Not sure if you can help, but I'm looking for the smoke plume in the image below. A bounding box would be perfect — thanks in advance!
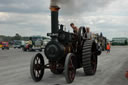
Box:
[50,0,59,6]
[50,0,116,15]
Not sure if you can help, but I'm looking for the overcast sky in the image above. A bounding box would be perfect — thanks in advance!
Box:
[0,0,128,40]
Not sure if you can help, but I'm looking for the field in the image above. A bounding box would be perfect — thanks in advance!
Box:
[0,46,128,85]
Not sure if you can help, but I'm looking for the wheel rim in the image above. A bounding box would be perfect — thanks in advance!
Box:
[91,43,97,73]
[68,58,75,81]
[91,53,97,72]
[65,53,76,83]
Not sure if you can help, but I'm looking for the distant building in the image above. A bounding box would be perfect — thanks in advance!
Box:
[112,37,128,45]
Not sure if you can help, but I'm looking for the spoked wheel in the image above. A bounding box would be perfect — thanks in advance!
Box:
[64,53,76,83]
[30,53,45,82]
[82,40,98,75]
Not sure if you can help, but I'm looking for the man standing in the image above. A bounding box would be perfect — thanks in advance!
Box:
[86,27,92,40]
[70,23,79,34]
[70,23,79,52]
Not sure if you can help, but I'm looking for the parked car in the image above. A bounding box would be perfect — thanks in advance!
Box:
[42,39,50,48]
[21,40,25,48]
[0,42,2,48]
[13,40,22,49]
[1,42,9,50]
[22,36,43,52]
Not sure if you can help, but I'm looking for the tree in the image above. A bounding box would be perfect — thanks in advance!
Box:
[13,33,21,40]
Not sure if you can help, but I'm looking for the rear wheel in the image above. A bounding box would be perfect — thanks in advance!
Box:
[2,48,4,50]
[82,40,97,75]
[23,47,27,51]
[64,53,76,83]
[30,53,45,82]
[39,49,42,52]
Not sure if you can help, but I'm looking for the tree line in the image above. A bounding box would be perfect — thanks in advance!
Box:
[0,33,48,42]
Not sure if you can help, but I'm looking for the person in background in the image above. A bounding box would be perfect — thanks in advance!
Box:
[70,23,79,34]
[29,37,33,45]
[106,43,111,53]
[125,71,128,79]
[27,37,33,49]
[86,27,92,40]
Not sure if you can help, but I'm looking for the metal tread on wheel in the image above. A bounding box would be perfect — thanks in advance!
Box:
[82,40,97,75]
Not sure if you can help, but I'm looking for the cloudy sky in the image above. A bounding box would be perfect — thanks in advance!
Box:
[0,0,128,40]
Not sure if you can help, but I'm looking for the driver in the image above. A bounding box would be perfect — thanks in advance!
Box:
[70,23,79,34]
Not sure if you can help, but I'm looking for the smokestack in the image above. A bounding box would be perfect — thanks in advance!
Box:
[50,1,60,34]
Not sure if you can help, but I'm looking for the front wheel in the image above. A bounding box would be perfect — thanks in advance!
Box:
[30,53,45,82]
[2,48,4,50]
[64,53,76,83]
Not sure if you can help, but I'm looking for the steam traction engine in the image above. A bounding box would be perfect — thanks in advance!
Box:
[30,6,101,83]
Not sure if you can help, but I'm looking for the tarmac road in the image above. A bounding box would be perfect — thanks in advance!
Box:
[0,46,128,85]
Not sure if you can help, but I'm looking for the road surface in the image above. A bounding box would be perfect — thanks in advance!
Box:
[0,46,128,85]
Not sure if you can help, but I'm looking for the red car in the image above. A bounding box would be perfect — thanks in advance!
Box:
[1,42,9,50]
